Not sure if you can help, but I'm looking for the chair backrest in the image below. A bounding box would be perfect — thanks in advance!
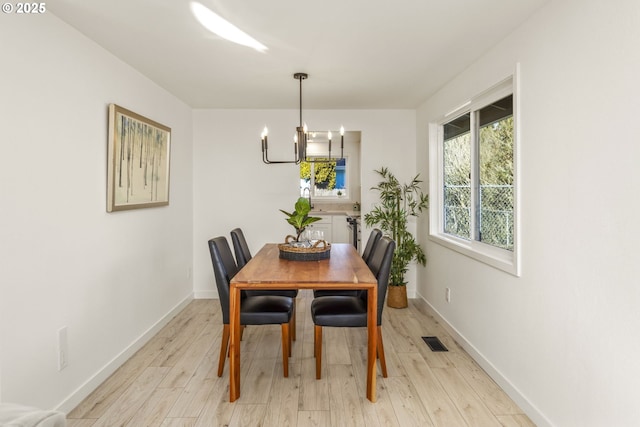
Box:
[361,228,382,264]
[362,236,395,325]
[208,236,239,324]
[230,228,252,268]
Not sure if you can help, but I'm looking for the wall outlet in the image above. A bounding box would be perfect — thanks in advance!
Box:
[445,288,451,303]
[58,327,68,371]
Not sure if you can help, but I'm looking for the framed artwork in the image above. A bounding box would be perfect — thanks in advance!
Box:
[107,104,171,212]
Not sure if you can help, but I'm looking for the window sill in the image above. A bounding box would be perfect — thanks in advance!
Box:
[429,232,520,277]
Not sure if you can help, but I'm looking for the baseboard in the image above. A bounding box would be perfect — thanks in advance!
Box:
[193,290,217,299]
[415,293,553,427]
[55,293,194,413]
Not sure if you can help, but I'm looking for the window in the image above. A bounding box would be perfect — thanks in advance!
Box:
[300,158,349,199]
[429,76,519,275]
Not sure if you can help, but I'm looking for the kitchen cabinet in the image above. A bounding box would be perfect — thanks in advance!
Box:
[332,215,350,243]
[306,214,350,243]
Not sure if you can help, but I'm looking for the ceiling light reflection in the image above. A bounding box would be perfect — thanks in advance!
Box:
[190,2,267,52]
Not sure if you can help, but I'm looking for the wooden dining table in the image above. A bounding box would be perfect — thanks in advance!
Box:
[229,243,379,402]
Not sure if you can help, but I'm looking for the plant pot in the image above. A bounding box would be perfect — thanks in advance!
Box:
[387,285,408,308]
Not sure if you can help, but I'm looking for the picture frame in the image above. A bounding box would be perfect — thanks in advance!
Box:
[107,104,171,212]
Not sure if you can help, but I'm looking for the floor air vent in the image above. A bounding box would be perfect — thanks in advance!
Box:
[422,336,448,352]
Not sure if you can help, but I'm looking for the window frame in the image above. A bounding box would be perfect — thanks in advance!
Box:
[429,72,521,276]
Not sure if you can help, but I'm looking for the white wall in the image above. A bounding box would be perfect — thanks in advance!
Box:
[0,14,193,410]
[192,109,417,297]
[416,0,640,426]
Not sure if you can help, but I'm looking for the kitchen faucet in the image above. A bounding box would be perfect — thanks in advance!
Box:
[303,187,313,209]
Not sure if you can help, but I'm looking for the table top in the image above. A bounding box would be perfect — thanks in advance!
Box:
[231,243,376,289]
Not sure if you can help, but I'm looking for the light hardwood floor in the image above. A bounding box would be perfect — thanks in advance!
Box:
[67,291,535,427]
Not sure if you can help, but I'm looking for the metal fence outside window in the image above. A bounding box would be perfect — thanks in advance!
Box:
[444,184,513,251]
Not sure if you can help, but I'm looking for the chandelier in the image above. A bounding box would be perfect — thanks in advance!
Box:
[261,73,344,164]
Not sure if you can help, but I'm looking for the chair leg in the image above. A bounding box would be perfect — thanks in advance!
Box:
[291,300,297,341]
[314,325,322,379]
[288,319,292,357]
[313,325,317,357]
[377,326,388,378]
[281,323,290,377]
[288,305,294,357]
[218,324,230,377]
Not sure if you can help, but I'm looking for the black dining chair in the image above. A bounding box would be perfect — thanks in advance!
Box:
[208,236,294,377]
[230,227,253,269]
[361,228,383,265]
[310,236,395,379]
[313,228,383,298]
[230,227,299,340]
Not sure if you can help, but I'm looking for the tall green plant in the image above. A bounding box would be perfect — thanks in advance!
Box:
[364,167,429,286]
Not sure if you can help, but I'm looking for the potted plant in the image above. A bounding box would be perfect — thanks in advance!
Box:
[280,197,322,242]
[279,197,330,261]
[364,167,429,308]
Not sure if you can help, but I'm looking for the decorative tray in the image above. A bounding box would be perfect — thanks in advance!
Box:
[278,235,331,261]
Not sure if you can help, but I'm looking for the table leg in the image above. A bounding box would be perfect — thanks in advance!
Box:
[366,284,377,402]
[229,284,241,401]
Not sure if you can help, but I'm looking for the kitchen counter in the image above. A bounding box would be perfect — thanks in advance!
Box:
[310,209,361,218]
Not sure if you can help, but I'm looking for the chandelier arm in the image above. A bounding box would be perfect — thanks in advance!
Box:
[263,136,301,164]
[263,148,300,164]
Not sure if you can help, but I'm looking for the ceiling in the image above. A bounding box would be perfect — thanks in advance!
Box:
[49,0,549,109]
